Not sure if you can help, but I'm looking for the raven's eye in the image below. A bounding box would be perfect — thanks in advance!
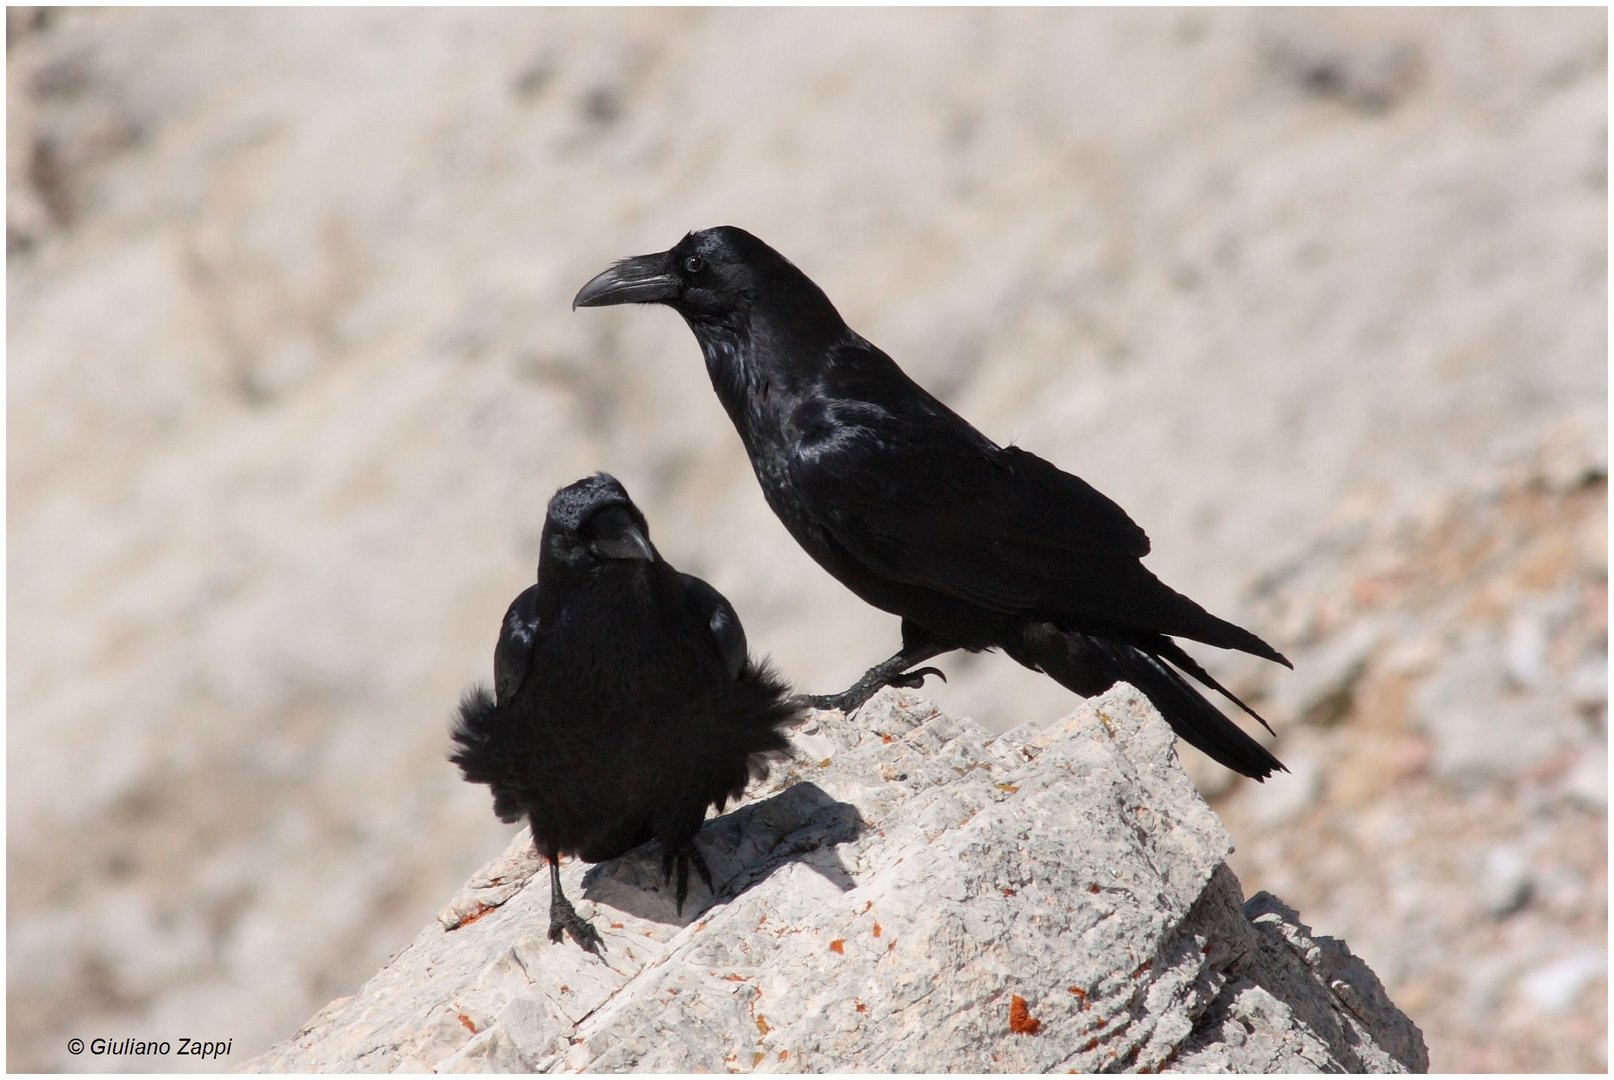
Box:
[683,255,705,274]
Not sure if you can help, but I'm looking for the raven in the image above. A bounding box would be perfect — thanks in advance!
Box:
[450,473,799,953]
[574,227,1291,780]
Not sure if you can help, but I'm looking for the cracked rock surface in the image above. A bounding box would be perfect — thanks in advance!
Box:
[248,685,1426,1073]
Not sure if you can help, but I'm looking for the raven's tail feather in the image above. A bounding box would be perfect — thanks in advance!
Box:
[1156,588,1293,669]
[1197,614,1293,670]
[1008,626,1285,781]
[1152,639,1277,737]
[448,683,527,823]
[716,656,803,800]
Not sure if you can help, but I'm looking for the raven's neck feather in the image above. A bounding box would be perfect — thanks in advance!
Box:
[536,553,663,624]
[687,298,854,436]
[690,318,757,431]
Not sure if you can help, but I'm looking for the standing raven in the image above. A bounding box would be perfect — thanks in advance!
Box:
[450,473,799,954]
[574,227,1290,780]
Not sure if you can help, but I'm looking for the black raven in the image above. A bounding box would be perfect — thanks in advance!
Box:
[450,473,799,953]
[574,227,1291,780]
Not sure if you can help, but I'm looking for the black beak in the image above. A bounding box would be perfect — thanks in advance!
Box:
[587,506,655,562]
[572,252,678,310]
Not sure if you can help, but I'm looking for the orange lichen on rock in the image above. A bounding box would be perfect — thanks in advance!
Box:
[829,938,845,954]
[453,901,496,928]
[457,1013,478,1034]
[872,922,882,937]
[755,1015,771,1035]
[778,1049,789,1062]
[1009,994,1042,1035]
[996,783,1020,794]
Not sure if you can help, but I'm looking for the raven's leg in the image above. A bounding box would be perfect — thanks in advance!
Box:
[660,838,716,915]
[797,641,953,714]
[546,854,605,955]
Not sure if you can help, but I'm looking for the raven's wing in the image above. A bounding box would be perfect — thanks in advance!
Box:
[679,572,748,680]
[786,398,1242,639]
[493,584,544,707]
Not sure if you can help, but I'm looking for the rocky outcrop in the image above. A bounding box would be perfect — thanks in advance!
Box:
[249,686,1425,1073]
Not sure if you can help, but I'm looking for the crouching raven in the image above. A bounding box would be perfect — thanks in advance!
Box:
[451,473,799,953]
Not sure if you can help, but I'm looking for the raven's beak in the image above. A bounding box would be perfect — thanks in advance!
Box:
[572,252,677,310]
[587,507,655,562]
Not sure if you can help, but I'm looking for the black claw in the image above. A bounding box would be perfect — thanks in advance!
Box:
[688,845,715,893]
[675,855,690,914]
[660,841,716,916]
[549,894,606,956]
[890,665,947,689]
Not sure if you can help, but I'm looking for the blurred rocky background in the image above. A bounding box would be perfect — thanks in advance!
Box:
[6,7,1604,1072]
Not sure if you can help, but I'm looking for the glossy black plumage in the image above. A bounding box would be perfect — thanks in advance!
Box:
[575,228,1291,780]
[450,473,799,953]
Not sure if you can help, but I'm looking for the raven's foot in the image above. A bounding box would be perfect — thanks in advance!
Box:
[660,840,715,915]
[548,891,606,955]
[796,664,948,715]
[546,856,606,955]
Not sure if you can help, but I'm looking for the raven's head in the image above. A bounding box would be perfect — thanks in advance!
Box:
[573,226,839,330]
[540,472,655,575]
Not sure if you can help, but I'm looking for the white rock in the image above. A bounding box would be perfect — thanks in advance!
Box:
[248,686,1426,1073]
